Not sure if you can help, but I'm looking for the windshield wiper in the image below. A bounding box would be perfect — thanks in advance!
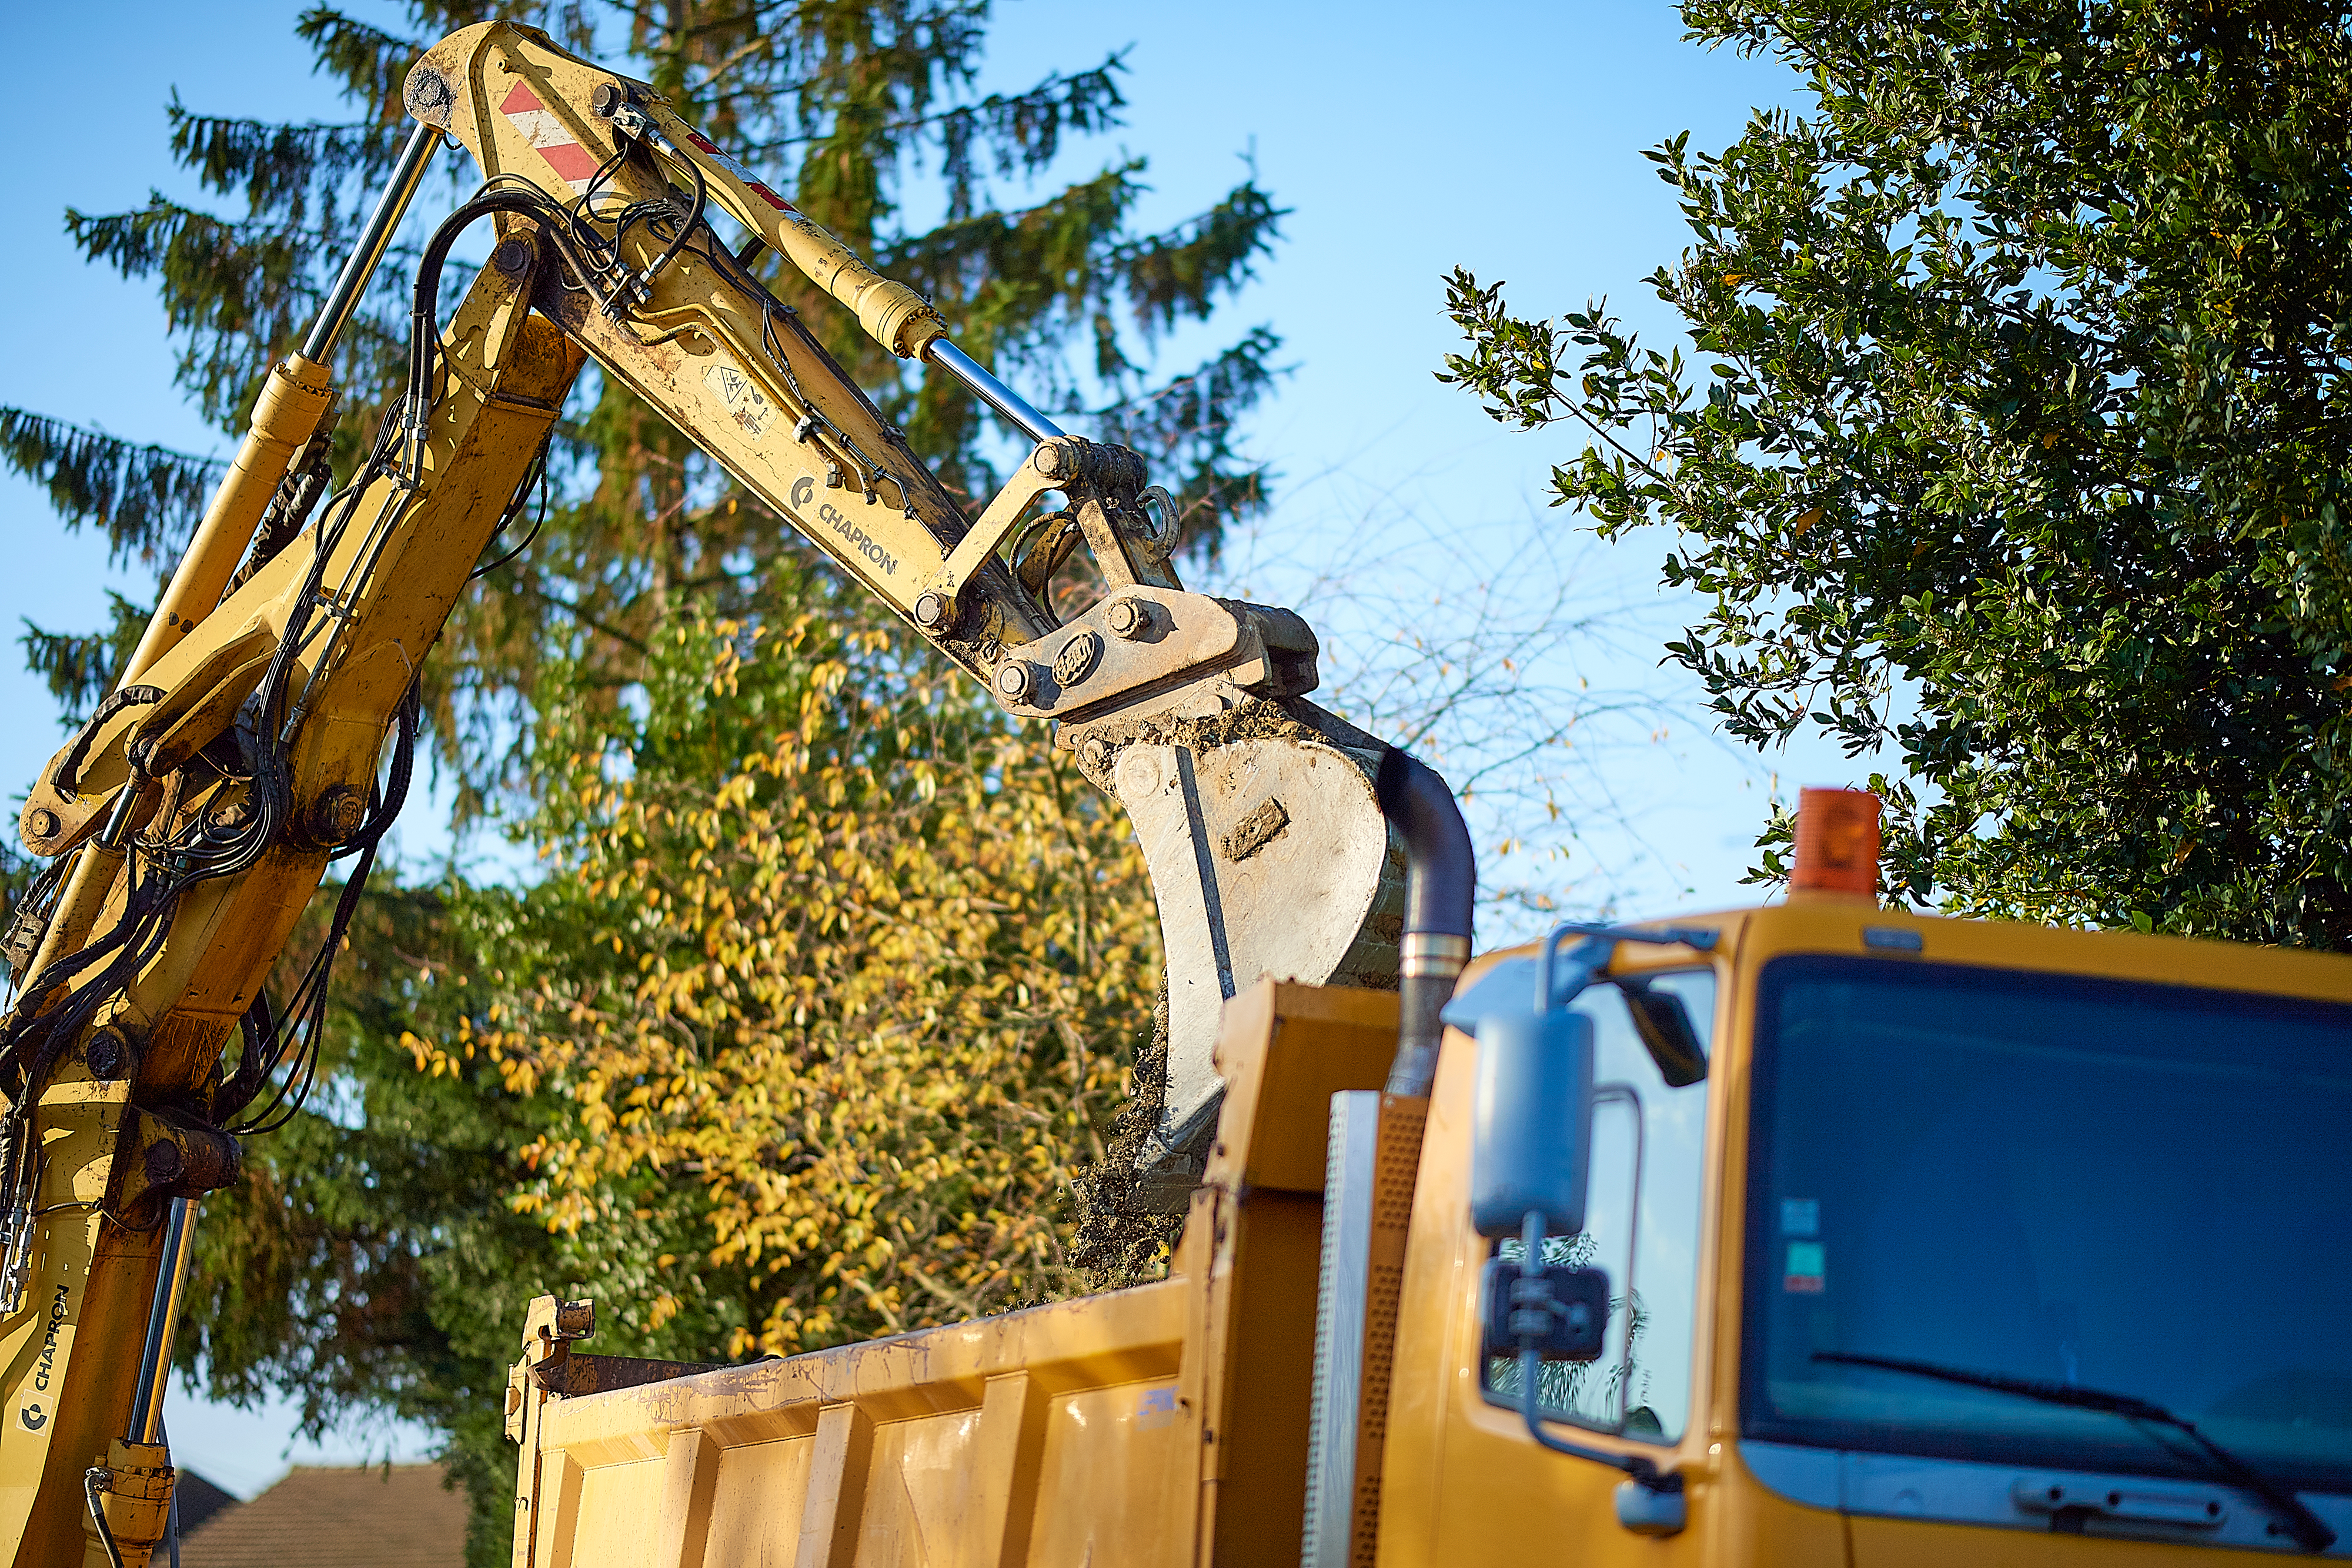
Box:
[1813,1351,2337,1553]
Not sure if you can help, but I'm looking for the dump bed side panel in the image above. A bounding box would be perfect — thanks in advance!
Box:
[524,1283,1189,1568]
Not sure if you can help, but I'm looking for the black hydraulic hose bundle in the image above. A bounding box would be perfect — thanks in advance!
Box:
[0,223,443,1131]
[1375,746,1475,1098]
[406,188,572,430]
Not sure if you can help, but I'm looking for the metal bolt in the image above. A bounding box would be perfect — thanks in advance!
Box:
[914,592,950,633]
[994,662,1035,702]
[85,1027,129,1082]
[25,808,59,841]
[1033,441,1065,479]
[1117,749,1164,798]
[143,1140,184,1187]
[309,784,366,845]
[590,82,626,118]
[1105,598,1145,639]
[1080,738,1112,774]
[493,238,533,278]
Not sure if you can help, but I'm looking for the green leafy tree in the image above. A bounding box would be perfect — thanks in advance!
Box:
[6,3,1281,1559]
[410,577,1158,1364]
[1445,1,2352,945]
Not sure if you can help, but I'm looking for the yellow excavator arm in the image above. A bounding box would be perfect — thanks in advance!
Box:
[0,20,1434,1565]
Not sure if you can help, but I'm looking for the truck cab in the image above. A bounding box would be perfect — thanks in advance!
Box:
[1379,895,2352,1564]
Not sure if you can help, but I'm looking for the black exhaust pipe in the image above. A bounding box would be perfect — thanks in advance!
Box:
[1375,747,1475,1098]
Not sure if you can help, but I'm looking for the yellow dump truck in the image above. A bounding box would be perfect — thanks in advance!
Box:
[502,793,2352,1565]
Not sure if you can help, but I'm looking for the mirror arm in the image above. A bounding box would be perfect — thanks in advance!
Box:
[1535,921,1720,1014]
[1546,934,1616,1009]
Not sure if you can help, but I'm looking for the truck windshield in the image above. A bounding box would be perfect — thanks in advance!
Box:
[1742,955,2352,1493]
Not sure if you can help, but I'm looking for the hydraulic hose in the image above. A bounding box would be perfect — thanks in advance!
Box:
[1375,747,1475,1096]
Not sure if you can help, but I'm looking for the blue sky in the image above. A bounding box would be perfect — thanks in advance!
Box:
[0,0,1830,1496]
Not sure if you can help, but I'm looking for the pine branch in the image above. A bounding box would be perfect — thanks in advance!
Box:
[938,56,1127,218]
[1090,327,1286,551]
[1112,180,1287,339]
[295,8,421,120]
[0,407,218,564]
[67,198,310,304]
[878,162,1146,337]
[21,592,151,723]
[725,55,1128,217]
[169,100,404,223]
[64,198,418,424]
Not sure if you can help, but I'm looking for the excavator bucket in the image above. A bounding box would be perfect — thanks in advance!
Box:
[1077,691,1402,1194]
[1080,698,1404,1198]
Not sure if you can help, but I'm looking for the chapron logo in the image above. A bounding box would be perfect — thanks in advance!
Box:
[18,1284,72,1430]
[785,475,898,576]
[32,1285,66,1392]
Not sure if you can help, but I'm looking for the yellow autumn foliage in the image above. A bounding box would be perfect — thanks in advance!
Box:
[404,609,1159,1356]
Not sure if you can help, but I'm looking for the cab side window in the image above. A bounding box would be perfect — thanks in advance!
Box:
[1483,968,1714,1443]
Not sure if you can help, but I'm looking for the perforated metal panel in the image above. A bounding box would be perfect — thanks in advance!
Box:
[1304,1091,1379,1568]
[1349,1094,1429,1567]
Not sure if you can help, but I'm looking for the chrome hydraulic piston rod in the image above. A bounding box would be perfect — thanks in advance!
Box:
[126,1200,195,1447]
[923,339,1065,444]
[302,122,446,364]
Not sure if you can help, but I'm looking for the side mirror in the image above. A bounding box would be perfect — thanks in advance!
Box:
[1616,974,1706,1087]
[1471,988,1595,1240]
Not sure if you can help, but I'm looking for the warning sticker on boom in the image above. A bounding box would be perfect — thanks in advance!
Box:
[703,361,778,440]
[498,82,600,188]
[679,126,799,213]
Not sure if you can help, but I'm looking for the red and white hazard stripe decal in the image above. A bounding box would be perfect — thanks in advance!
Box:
[677,126,798,214]
[497,81,799,217]
[498,81,602,186]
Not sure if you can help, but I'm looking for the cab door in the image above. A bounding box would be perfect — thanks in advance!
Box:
[1375,963,1781,1565]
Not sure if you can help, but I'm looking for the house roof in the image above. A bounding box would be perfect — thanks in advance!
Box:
[168,1464,467,1567]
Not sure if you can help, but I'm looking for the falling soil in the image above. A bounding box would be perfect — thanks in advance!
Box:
[1062,694,1395,1289]
[1068,983,1186,1289]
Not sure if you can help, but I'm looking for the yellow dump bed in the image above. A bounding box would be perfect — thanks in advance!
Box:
[503,983,1399,1568]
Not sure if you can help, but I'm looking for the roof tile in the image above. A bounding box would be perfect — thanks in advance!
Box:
[171,1464,467,1568]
